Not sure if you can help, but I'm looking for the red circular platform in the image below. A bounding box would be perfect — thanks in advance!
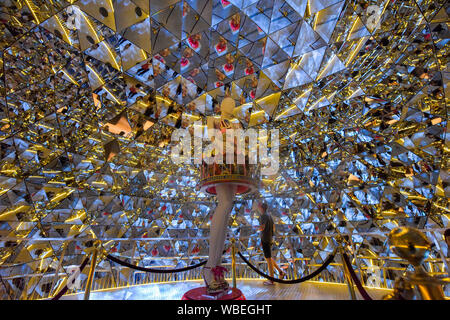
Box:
[182,287,246,300]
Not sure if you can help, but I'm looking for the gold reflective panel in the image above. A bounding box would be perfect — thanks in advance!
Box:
[0,0,449,300]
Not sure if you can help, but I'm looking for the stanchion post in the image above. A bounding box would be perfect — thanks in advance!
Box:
[339,246,357,300]
[289,238,297,279]
[231,238,237,288]
[49,242,68,297]
[128,242,137,287]
[84,243,99,300]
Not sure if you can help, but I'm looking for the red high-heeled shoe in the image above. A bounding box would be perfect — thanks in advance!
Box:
[202,267,228,293]
[212,266,229,290]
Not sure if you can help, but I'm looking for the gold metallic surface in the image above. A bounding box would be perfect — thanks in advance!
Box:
[231,238,236,289]
[388,227,448,300]
[0,0,449,300]
[388,227,432,266]
[84,247,98,300]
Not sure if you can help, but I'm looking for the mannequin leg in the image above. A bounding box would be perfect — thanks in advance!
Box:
[204,184,235,285]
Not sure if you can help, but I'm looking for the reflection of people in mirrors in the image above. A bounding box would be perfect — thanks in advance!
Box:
[137,61,151,76]
[128,85,138,99]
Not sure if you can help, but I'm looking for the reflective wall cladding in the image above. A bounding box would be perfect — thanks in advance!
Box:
[0,0,448,300]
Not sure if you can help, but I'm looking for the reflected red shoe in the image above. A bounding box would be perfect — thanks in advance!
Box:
[215,43,227,55]
[229,21,240,33]
[180,57,190,69]
[245,67,254,75]
[221,0,231,8]
[212,266,229,291]
[187,37,200,51]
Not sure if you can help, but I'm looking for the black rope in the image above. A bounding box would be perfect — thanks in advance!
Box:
[52,256,90,300]
[106,254,207,273]
[237,249,336,284]
[342,252,373,300]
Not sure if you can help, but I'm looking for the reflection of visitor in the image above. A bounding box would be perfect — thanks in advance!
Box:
[129,84,142,99]
[128,86,137,98]
[137,62,151,76]
[257,202,286,285]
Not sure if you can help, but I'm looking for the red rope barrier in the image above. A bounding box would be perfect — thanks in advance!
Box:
[342,252,373,300]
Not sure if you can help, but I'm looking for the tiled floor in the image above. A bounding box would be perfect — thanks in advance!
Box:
[60,279,393,300]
